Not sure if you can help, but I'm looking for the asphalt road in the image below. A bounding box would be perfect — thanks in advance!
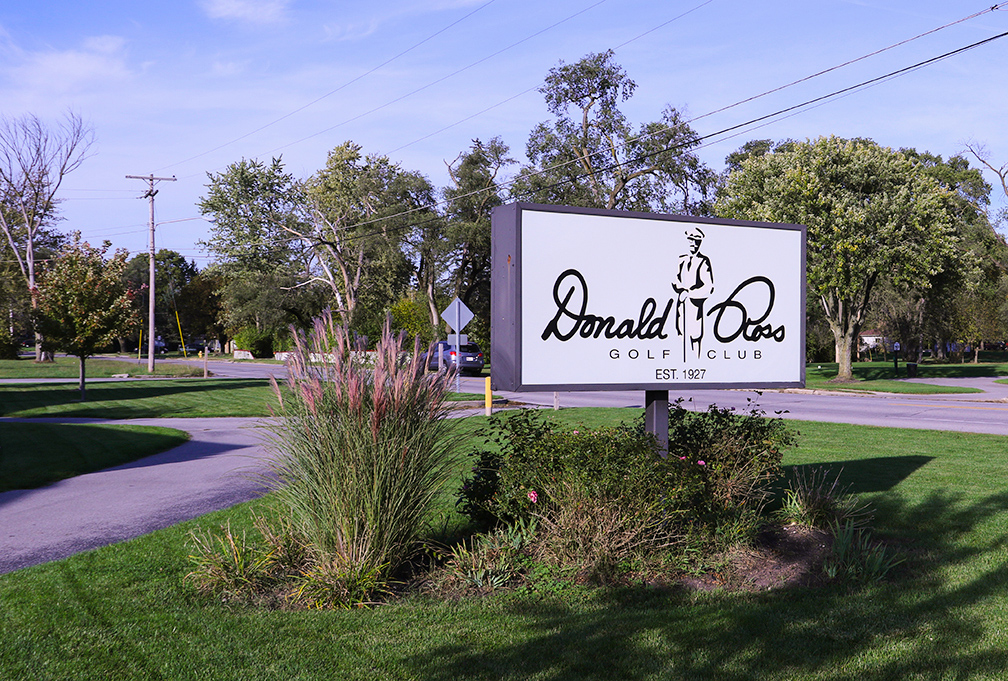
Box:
[3,357,1008,574]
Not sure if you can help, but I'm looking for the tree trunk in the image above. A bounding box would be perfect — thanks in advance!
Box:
[834,329,857,381]
[78,355,86,401]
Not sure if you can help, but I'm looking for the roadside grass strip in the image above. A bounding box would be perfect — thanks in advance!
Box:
[0,357,204,379]
[804,361,998,393]
[0,379,278,418]
[2,410,1007,679]
[0,422,190,492]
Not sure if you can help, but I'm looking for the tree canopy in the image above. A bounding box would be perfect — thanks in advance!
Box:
[512,50,716,214]
[717,136,959,380]
[34,236,138,399]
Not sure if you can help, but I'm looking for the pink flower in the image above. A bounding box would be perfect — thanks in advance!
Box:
[697,460,706,466]
[679,456,686,461]
[528,490,538,504]
[573,430,579,435]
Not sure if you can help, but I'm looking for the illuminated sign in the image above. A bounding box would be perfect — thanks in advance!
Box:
[491,203,806,391]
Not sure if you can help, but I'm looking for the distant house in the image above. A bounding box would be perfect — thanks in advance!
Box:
[859,330,883,351]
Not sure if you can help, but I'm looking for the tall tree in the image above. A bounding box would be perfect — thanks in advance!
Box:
[198,157,320,343]
[717,136,958,381]
[297,142,429,338]
[511,50,716,214]
[34,236,139,400]
[439,137,514,350]
[0,111,93,361]
[124,249,199,346]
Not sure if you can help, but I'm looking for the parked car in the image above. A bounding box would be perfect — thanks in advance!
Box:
[421,341,484,376]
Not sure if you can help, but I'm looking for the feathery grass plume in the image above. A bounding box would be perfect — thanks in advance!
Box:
[263,310,460,598]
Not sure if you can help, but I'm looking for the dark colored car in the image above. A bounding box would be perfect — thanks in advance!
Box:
[421,341,485,376]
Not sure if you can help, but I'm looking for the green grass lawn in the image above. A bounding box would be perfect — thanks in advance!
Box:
[0,422,190,492]
[0,378,493,419]
[0,378,279,418]
[0,356,205,379]
[803,360,1006,393]
[3,409,1008,679]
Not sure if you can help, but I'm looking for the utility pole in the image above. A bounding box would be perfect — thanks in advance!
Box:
[126,174,176,373]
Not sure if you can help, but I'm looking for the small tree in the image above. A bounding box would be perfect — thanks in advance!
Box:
[34,236,139,399]
[0,111,94,361]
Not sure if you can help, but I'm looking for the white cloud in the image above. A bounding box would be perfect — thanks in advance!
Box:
[199,0,292,25]
[4,36,132,102]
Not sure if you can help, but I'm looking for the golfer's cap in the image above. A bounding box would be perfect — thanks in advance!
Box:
[686,226,705,240]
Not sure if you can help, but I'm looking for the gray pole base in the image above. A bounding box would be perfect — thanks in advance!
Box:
[645,390,669,456]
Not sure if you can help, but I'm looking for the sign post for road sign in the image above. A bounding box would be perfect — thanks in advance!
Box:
[441,297,474,393]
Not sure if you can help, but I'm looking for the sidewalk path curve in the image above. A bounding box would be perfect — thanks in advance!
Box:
[0,417,270,575]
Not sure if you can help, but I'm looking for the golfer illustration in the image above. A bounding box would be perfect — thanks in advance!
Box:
[672,226,715,360]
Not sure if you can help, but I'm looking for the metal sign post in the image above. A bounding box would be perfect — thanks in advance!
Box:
[441,297,474,393]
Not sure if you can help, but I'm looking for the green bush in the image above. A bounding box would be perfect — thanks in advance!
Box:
[232,326,274,358]
[667,397,797,530]
[0,328,18,360]
[458,401,797,567]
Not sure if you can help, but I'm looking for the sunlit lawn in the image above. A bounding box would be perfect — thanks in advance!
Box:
[0,356,204,379]
[803,360,1007,393]
[2,409,1007,679]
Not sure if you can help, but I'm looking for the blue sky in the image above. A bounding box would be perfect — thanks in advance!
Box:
[2,0,1006,266]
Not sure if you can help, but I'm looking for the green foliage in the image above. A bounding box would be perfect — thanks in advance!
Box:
[717,136,960,380]
[457,404,797,572]
[33,235,140,398]
[232,325,275,357]
[823,519,905,584]
[441,518,536,592]
[665,398,796,535]
[304,141,430,336]
[185,521,276,601]
[512,50,715,214]
[0,326,18,359]
[389,294,437,347]
[262,310,461,602]
[778,465,874,530]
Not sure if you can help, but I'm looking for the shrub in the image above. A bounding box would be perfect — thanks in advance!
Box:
[232,326,274,358]
[457,401,797,571]
[667,397,795,516]
[823,519,904,583]
[0,328,18,360]
[261,310,460,605]
[185,521,276,601]
[777,465,874,530]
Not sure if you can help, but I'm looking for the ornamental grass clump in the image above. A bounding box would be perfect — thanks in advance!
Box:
[261,310,460,604]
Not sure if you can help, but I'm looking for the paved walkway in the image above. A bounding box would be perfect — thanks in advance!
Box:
[0,417,269,574]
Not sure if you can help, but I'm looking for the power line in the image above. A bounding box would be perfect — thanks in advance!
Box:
[157,0,500,173]
[198,11,1008,263]
[345,27,1008,244]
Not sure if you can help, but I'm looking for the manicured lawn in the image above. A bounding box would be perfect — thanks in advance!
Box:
[0,356,204,379]
[803,361,1004,393]
[0,379,279,418]
[0,422,190,492]
[3,410,1007,679]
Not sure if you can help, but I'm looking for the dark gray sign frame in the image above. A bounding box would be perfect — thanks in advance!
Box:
[491,202,807,393]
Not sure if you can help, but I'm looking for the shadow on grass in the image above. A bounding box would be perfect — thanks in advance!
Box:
[784,456,934,495]
[403,489,1008,680]
[0,379,273,418]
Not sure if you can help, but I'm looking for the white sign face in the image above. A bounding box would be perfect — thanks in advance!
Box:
[492,204,805,390]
